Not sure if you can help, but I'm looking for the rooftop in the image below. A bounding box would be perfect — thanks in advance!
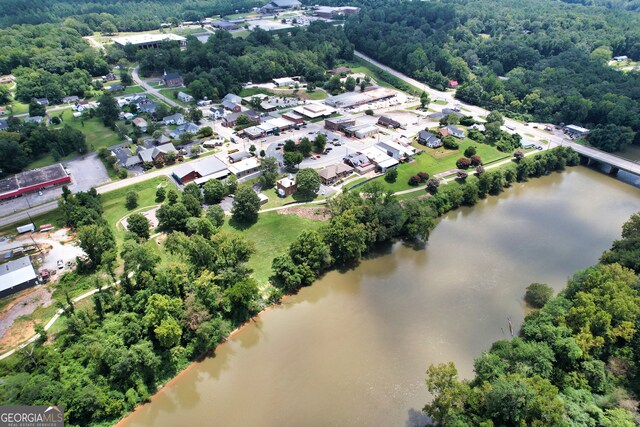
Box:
[0,256,37,293]
[113,33,186,46]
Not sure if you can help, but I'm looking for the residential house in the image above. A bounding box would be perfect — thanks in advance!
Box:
[318,163,353,185]
[210,107,226,120]
[163,113,186,126]
[222,93,242,105]
[103,72,117,81]
[344,152,376,174]
[0,75,15,85]
[222,100,242,112]
[169,122,199,140]
[108,84,124,93]
[613,56,629,62]
[62,96,79,104]
[417,130,442,148]
[136,100,158,115]
[276,177,297,197]
[445,125,465,139]
[448,80,459,88]
[133,117,148,131]
[0,119,8,131]
[377,116,402,128]
[228,151,252,163]
[469,124,486,132]
[138,143,178,164]
[223,110,260,127]
[177,92,194,103]
[172,156,230,185]
[35,98,49,106]
[24,116,44,124]
[162,71,183,88]
[156,134,171,145]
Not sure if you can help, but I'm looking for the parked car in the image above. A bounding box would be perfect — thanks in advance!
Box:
[57,260,64,269]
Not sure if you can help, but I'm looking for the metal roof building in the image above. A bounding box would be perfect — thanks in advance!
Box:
[0,256,38,298]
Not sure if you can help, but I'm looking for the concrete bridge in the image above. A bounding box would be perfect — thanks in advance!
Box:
[564,142,640,176]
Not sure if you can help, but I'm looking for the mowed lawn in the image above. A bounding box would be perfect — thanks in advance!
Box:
[222,212,324,284]
[55,108,123,151]
[372,138,511,192]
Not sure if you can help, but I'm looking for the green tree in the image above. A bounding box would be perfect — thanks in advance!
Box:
[127,213,150,240]
[284,151,303,172]
[259,156,279,188]
[313,133,327,153]
[295,168,320,199]
[77,224,116,267]
[344,76,356,91]
[188,106,202,123]
[203,179,226,204]
[28,99,46,117]
[125,191,138,210]
[525,283,553,308]
[385,168,398,183]
[206,205,225,227]
[420,91,430,109]
[96,93,119,128]
[586,124,635,152]
[323,210,367,265]
[486,110,504,125]
[120,70,133,86]
[423,363,469,425]
[289,230,332,273]
[231,186,260,224]
[464,146,476,158]
[183,182,203,203]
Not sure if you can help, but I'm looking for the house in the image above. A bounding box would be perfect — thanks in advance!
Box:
[156,134,171,145]
[138,143,178,164]
[613,56,629,62]
[222,93,242,105]
[343,152,376,174]
[0,119,8,131]
[62,96,79,104]
[103,72,117,81]
[169,122,199,140]
[223,110,260,127]
[377,140,416,161]
[448,80,459,88]
[228,151,252,163]
[318,163,354,185]
[177,92,194,103]
[108,84,124,93]
[469,124,486,132]
[429,108,464,121]
[327,67,352,75]
[0,75,15,85]
[161,71,183,88]
[0,107,5,116]
[172,156,230,185]
[136,100,158,115]
[418,130,442,148]
[445,125,465,139]
[132,117,148,131]
[210,107,226,120]
[163,113,186,126]
[0,256,38,298]
[378,116,402,128]
[276,177,297,197]
[222,100,242,112]
[24,116,44,124]
[35,98,49,106]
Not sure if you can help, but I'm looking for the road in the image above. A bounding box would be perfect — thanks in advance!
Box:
[132,67,184,110]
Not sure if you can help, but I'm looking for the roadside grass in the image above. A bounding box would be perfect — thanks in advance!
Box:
[100,176,172,239]
[367,138,510,192]
[0,208,66,236]
[260,187,321,210]
[8,100,29,115]
[122,85,144,95]
[222,212,323,284]
[433,99,448,105]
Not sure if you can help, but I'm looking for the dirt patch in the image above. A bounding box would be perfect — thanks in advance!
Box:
[119,206,160,231]
[277,206,330,221]
[0,285,53,351]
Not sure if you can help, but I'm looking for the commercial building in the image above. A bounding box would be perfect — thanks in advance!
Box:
[261,0,302,13]
[272,77,298,87]
[325,117,356,132]
[112,33,187,49]
[172,156,230,185]
[318,163,354,185]
[229,157,261,179]
[293,103,336,119]
[0,164,71,201]
[325,88,396,109]
[362,146,399,172]
[344,124,379,139]
[282,111,305,124]
[565,124,589,138]
[212,21,239,30]
[0,256,38,298]
[377,140,417,161]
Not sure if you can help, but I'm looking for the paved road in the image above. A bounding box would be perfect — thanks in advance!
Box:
[132,67,184,110]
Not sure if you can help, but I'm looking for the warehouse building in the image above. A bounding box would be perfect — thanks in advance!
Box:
[0,256,38,298]
[0,164,71,201]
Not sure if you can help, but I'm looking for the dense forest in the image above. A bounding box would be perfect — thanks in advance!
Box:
[129,22,354,98]
[343,0,640,150]
[0,0,261,30]
[423,212,640,426]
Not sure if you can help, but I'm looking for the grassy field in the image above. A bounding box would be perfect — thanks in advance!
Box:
[8,100,29,115]
[336,58,423,94]
[100,176,173,240]
[56,109,123,152]
[222,212,324,284]
[303,90,328,100]
[260,187,323,210]
[122,85,144,95]
[232,30,251,39]
[369,138,510,192]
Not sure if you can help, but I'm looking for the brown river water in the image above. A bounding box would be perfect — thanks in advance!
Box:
[121,167,640,427]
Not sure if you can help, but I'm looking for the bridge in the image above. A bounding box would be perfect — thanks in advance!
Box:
[564,142,640,176]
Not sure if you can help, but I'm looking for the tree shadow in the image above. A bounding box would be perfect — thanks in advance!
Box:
[405,407,431,427]
[227,216,257,231]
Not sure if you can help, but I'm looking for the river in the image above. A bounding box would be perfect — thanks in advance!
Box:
[121,167,640,427]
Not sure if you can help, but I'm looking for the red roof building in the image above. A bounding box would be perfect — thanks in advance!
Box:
[448,80,459,88]
[0,164,71,201]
